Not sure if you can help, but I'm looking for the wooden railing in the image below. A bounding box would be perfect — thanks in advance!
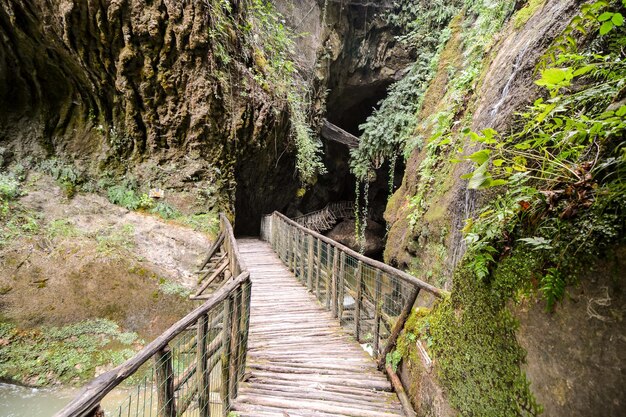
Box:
[55,214,251,417]
[261,211,444,416]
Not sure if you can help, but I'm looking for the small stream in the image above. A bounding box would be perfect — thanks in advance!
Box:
[0,382,134,417]
[0,382,77,417]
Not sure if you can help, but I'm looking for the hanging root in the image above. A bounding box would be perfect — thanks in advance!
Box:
[586,286,613,322]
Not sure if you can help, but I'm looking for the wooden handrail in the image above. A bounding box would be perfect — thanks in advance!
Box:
[220,213,246,277]
[55,213,250,417]
[55,271,250,417]
[271,211,445,298]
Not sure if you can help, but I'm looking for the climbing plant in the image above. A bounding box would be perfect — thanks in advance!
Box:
[350,0,461,249]
[458,0,626,306]
[419,2,626,417]
[247,0,326,184]
[350,0,461,182]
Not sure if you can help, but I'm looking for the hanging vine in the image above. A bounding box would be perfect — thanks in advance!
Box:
[359,178,370,253]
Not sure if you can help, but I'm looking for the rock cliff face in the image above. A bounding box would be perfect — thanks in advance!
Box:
[380,0,626,415]
[384,0,581,275]
[278,0,414,220]
[0,0,300,234]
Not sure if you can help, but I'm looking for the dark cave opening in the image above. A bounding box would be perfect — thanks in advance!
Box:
[299,79,397,223]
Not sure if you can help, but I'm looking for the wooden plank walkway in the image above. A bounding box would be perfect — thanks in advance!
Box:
[232,238,406,417]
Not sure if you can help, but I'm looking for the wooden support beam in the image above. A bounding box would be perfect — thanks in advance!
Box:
[330,247,339,315]
[385,364,417,417]
[198,233,225,271]
[229,290,241,399]
[192,259,229,298]
[337,252,346,321]
[299,231,306,282]
[197,314,210,417]
[221,297,233,416]
[238,280,252,380]
[321,119,359,148]
[307,234,314,292]
[378,286,420,370]
[315,238,322,299]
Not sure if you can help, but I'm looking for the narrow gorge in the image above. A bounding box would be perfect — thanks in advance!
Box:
[1,1,625,416]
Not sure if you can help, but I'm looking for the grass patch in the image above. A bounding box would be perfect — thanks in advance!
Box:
[0,171,40,248]
[0,319,140,386]
[96,224,136,256]
[176,212,220,237]
[47,219,79,239]
[158,279,192,298]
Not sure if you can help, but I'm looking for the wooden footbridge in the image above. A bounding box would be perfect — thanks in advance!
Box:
[292,201,354,233]
[56,211,444,417]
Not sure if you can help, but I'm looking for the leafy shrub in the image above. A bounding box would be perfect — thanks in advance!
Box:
[178,212,220,237]
[107,184,154,211]
[0,173,20,201]
[39,159,84,198]
[0,319,140,386]
[151,202,180,219]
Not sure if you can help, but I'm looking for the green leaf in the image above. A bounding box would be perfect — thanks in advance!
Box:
[616,105,626,117]
[535,68,571,86]
[469,149,491,165]
[519,236,553,250]
[612,13,624,26]
[488,179,508,187]
[493,159,505,167]
[467,162,491,189]
[573,64,595,77]
[599,20,614,35]
[597,11,613,22]
[481,128,498,144]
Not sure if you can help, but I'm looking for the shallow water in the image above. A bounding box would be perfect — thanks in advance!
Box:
[0,382,76,417]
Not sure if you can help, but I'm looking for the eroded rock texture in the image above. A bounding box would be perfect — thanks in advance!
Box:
[0,0,299,233]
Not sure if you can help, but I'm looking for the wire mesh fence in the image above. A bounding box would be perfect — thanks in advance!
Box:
[105,282,250,417]
[56,214,251,417]
[261,212,443,359]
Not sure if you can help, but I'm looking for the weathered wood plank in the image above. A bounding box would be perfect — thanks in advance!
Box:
[321,119,359,148]
[236,239,407,417]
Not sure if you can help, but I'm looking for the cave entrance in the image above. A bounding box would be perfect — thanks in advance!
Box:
[298,79,397,222]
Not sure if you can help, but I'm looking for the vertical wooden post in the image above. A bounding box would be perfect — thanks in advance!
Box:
[86,405,104,417]
[330,247,339,316]
[300,231,306,282]
[295,231,300,279]
[155,346,175,417]
[354,261,363,341]
[197,314,210,417]
[315,238,322,299]
[373,270,383,356]
[288,227,295,272]
[229,289,241,398]
[337,252,346,321]
[238,280,252,379]
[221,297,233,415]
[307,235,314,292]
